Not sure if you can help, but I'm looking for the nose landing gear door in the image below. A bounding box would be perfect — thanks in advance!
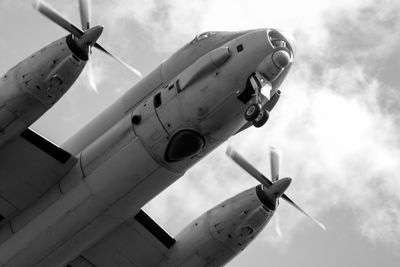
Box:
[252,72,273,101]
[238,73,272,105]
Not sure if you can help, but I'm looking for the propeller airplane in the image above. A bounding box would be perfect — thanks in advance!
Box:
[0,1,314,266]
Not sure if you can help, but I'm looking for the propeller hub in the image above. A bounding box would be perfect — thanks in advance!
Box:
[256,178,291,210]
[272,177,291,198]
[66,25,103,61]
[80,25,104,47]
[226,146,326,231]
[35,0,142,76]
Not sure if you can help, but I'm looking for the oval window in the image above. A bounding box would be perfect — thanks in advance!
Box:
[165,130,205,162]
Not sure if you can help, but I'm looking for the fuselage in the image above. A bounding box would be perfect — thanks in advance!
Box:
[0,28,294,266]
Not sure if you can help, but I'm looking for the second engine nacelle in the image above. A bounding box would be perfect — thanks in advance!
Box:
[158,187,273,267]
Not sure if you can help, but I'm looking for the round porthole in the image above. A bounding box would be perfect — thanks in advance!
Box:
[165,130,205,162]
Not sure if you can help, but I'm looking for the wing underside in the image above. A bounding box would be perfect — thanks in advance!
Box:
[0,129,77,226]
[0,130,174,266]
[68,210,175,267]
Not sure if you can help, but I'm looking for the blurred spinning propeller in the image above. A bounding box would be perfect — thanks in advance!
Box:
[34,0,142,92]
[226,146,326,236]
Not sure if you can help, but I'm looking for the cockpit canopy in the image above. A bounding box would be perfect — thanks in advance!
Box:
[190,31,216,44]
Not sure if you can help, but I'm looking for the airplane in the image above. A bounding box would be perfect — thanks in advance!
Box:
[0,0,303,266]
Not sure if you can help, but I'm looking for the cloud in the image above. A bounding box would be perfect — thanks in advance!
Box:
[98,0,375,54]
[140,0,400,248]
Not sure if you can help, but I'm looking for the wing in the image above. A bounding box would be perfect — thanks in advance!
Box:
[67,210,175,267]
[0,129,77,224]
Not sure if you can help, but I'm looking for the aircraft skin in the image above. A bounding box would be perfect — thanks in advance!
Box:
[0,36,86,148]
[157,186,275,267]
[0,27,295,267]
[83,185,278,267]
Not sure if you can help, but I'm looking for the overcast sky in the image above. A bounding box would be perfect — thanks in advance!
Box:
[1,0,400,266]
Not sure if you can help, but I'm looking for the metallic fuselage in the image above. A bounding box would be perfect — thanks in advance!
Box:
[0,29,293,266]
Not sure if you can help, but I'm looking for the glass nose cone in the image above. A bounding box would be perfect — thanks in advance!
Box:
[268,28,296,57]
[278,29,296,56]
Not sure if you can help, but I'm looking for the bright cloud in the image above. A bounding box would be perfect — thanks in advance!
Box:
[99,0,374,53]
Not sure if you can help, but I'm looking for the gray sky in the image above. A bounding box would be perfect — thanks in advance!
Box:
[1,0,400,266]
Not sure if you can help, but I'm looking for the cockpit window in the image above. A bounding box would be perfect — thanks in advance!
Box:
[190,31,215,44]
[271,40,287,49]
[267,29,296,56]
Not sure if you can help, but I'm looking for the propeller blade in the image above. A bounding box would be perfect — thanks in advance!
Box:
[79,0,91,31]
[226,146,326,232]
[87,56,98,94]
[34,0,83,37]
[226,146,272,187]
[270,146,280,182]
[275,212,283,238]
[94,43,143,78]
[281,194,326,231]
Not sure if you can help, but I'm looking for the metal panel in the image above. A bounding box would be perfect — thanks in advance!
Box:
[122,64,164,113]
[0,166,41,210]
[67,256,96,267]
[0,196,16,221]
[179,255,206,267]
[133,96,168,149]
[155,86,187,136]
[81,115,135,176]
[0,106,16,131]
[75,211,172,267]
[0,129,77,222]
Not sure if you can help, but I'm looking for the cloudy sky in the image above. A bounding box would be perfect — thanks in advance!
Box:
[1,0,400,266]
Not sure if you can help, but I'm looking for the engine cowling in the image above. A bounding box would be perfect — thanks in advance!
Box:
[0,36,85,147]
[158,187,273,267]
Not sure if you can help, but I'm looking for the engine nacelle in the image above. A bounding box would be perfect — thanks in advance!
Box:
[0,35,86,147]
[158,187,273,267]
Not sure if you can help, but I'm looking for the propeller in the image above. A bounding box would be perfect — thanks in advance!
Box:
[87,54,98,93]
[275,211,283,238]
[226,146,326,232]
[270,147,280,182]
[34,0,83,37]
[269,146,282,236]
[79,0,91,31]
[33,0,142,92]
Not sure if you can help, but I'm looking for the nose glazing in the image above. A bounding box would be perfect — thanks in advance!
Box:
[267,28,296,57]
[278,29,296,57]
